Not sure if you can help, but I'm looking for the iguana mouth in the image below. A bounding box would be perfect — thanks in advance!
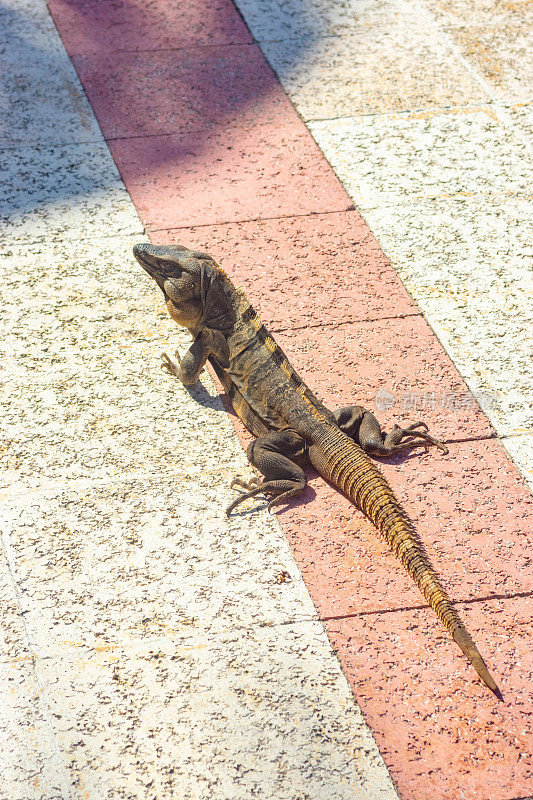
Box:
[133,243,167,278]
[133,243,190,277]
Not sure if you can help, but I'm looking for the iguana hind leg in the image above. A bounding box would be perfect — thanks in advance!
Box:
[226,429,307,515]
[334,405,449,457]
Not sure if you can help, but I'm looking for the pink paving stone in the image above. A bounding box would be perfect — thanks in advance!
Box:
[151,211,417,327]
[72,45,296,139]
[108,122,353,229]
[325,596,532,800]
[46,0,251,54]
[273,316,494,440]
[270,436,532,617]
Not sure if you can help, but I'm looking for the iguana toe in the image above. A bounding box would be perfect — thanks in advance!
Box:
[161,350,181,377]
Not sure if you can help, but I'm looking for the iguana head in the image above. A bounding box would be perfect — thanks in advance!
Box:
[133,243,231,332]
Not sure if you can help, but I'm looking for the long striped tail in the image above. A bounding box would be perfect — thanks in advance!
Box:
[309,424,501,698]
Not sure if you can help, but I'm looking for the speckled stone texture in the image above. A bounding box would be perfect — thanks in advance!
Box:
[108,123,352,229]
[46,0,252,54]
[0,550,69,800]
[261,15,488,119]
[0,0,67,52]
[72,45,296,139]
[309,106,531,209]
[0,143,143,245]
[1,476,317,646]
[233,0,391,40]
[1,464,400,799]
[0,33,101,145]
[443,21,533,102]
[14,0,532,797]
[151,210,417,327]
[19,617,399,800]
[326,596,532,800]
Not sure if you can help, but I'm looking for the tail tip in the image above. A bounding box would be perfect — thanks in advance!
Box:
[492,684,504,703]
[453,625,502,700]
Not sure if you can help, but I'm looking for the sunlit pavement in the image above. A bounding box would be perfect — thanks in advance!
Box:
[0,0,531,798]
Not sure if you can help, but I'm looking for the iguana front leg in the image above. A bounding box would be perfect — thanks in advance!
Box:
[335,405,449,456]
[161,333,211,386]
[226,429,307,515]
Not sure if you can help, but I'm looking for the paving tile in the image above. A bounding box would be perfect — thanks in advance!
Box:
[444,21,533,101]
[508,99,533,142]
[0,236,270,488]
[0,0,63,55]
[410,293,532,435]
[262,19,487,120]
[274,436,532,619]
[0,472,316,645]
[0,143,142,245]
[0,549,71,800]
[47,0,251,55]
[72,45,296,139]
[309,106,531,210]
[359,197,532,292]
[108,122,352,229]
[357,197,532,435]
[0,37,101,146]
[152,210,417,329]
[502,432,533,491]
[234,0,396,40]
[424,0,533,27]
[274,315,495,440]
[29,622,398,800]
[326,596,532,800]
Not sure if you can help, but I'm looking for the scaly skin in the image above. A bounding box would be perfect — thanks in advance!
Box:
[133,242,501,698]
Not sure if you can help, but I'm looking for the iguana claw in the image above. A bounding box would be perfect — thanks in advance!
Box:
[161,349,181,377]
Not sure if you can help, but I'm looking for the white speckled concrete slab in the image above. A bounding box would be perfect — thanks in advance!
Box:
[0,0,65,54]
[424,0,532,28]
[508,100,533,142]
[1,524,397,799]
[442,21,533,102]
[0,144,143,245]
[502,432,533,490]
[354,197,532,283]
[233,0,387,40]
[31,622,397,800]
[0,0,102,145]
[309,106,531,210]
[261,19,487,118]
[0,49,102,145]
[0,550,70,800]
[0,473,318,640]
[407,294,531,435]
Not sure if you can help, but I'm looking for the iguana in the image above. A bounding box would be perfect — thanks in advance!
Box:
[133,242,501,698]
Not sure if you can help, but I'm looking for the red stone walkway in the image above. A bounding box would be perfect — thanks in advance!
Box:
[46,0,532,797]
